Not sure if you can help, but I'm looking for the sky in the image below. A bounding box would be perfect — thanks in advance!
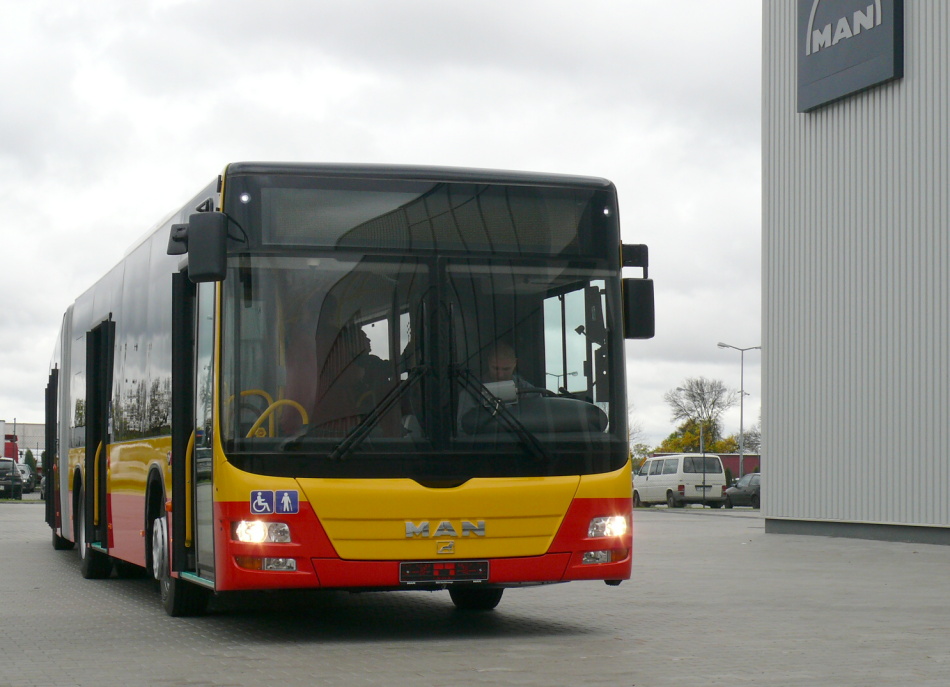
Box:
[0,0,762,449]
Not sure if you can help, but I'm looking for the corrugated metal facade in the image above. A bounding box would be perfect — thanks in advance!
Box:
[763,1,950,536]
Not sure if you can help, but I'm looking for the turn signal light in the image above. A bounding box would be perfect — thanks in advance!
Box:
[582,548,629,565]
[235,556,297,572]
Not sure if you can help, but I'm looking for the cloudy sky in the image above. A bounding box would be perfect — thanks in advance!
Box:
[0,0,762,449]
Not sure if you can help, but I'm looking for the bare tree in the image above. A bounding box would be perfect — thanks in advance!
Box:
[663,377,738,442]
[742,422,762,454]
[627,404,645,445]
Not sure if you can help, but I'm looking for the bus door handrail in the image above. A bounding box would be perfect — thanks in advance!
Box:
[93,441,103,526]
[185,430,195,548]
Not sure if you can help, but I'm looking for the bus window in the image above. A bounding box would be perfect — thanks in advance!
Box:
[543,279,607,401]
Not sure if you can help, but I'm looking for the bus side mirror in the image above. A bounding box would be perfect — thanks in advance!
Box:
[167,212,228,283]
[623,278,655,339]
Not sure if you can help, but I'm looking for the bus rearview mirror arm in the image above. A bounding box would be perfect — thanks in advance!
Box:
[621,243,654,340]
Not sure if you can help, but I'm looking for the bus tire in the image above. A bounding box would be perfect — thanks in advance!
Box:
[150,513,210,617]
[161,573,211,617]
[76,482,112,579]
[449,586,504,611]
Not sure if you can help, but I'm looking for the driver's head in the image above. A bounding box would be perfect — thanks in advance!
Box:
[486,343,517,382]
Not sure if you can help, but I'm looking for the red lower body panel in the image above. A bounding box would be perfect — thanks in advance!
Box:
[211,495,632,592]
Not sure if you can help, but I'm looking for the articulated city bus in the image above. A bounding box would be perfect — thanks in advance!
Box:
[44,163,654,616]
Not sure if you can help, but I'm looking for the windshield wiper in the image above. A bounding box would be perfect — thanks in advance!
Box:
[327,365,427,460]
[454,367,550,463]
[280,365,427,456]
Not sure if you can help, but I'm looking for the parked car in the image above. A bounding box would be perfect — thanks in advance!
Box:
[724,471,761,509]
[0,458,23,500]
[17,464,36,493]
[633,453,728,508]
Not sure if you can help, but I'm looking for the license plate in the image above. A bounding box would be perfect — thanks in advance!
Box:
[695,484,712,490]
[400,560,489,583]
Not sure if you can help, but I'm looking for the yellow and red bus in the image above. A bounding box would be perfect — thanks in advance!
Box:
[44,163,654,615]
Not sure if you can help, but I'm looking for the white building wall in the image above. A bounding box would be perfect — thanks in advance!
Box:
[763,1,950,534]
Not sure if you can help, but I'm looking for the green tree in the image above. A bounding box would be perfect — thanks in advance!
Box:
[654,419,738,454]
[630,443,652,471]
[25,449,36,472]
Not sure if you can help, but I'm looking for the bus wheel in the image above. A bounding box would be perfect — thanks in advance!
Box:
[150,514,210,617]
[449,586,504,611]
[76,483,112,579]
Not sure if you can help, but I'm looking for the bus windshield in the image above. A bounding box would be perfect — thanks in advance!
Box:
[220,254,627,480]
[218,174,628,481]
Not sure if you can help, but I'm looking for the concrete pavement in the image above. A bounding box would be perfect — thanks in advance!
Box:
[1,500,948,686]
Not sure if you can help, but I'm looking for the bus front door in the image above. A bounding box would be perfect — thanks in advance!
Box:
[192,282,216,579]
[79,319,115,578]
[171,274,215,583]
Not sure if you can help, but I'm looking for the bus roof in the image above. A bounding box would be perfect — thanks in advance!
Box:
[222,162,615,191]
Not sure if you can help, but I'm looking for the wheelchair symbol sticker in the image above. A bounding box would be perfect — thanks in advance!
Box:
[250,490,274,514]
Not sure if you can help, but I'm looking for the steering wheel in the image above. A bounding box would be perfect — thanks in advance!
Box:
[245,400,309,438]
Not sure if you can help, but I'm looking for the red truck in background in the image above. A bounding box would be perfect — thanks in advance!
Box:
[3,434,19,462]
[0,420,19,462]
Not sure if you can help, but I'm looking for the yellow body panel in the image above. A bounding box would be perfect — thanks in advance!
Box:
[575,459,633,499]
[67,447,83,490]
[214,442,631,561]
[301,475,580,560]
[214,456,581,560]
[108,437,170,496]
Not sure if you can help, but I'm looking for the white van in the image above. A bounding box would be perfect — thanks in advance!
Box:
[632,454,727,508]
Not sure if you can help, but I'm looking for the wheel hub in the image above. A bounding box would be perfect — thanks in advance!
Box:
[151,517,168,581]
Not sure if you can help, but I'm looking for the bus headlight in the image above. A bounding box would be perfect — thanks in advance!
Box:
[233,521,292,543]
[588,515,627,538]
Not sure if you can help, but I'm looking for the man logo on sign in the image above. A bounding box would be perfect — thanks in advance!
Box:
[797,0,902,112]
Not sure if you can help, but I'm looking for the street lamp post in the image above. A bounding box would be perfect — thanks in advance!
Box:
[717,342,760,479]
[545,371,578,390]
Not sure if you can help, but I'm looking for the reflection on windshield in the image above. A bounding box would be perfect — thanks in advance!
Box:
[220,255,626,477]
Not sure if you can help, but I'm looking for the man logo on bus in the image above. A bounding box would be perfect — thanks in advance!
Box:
[405,520,486,538]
